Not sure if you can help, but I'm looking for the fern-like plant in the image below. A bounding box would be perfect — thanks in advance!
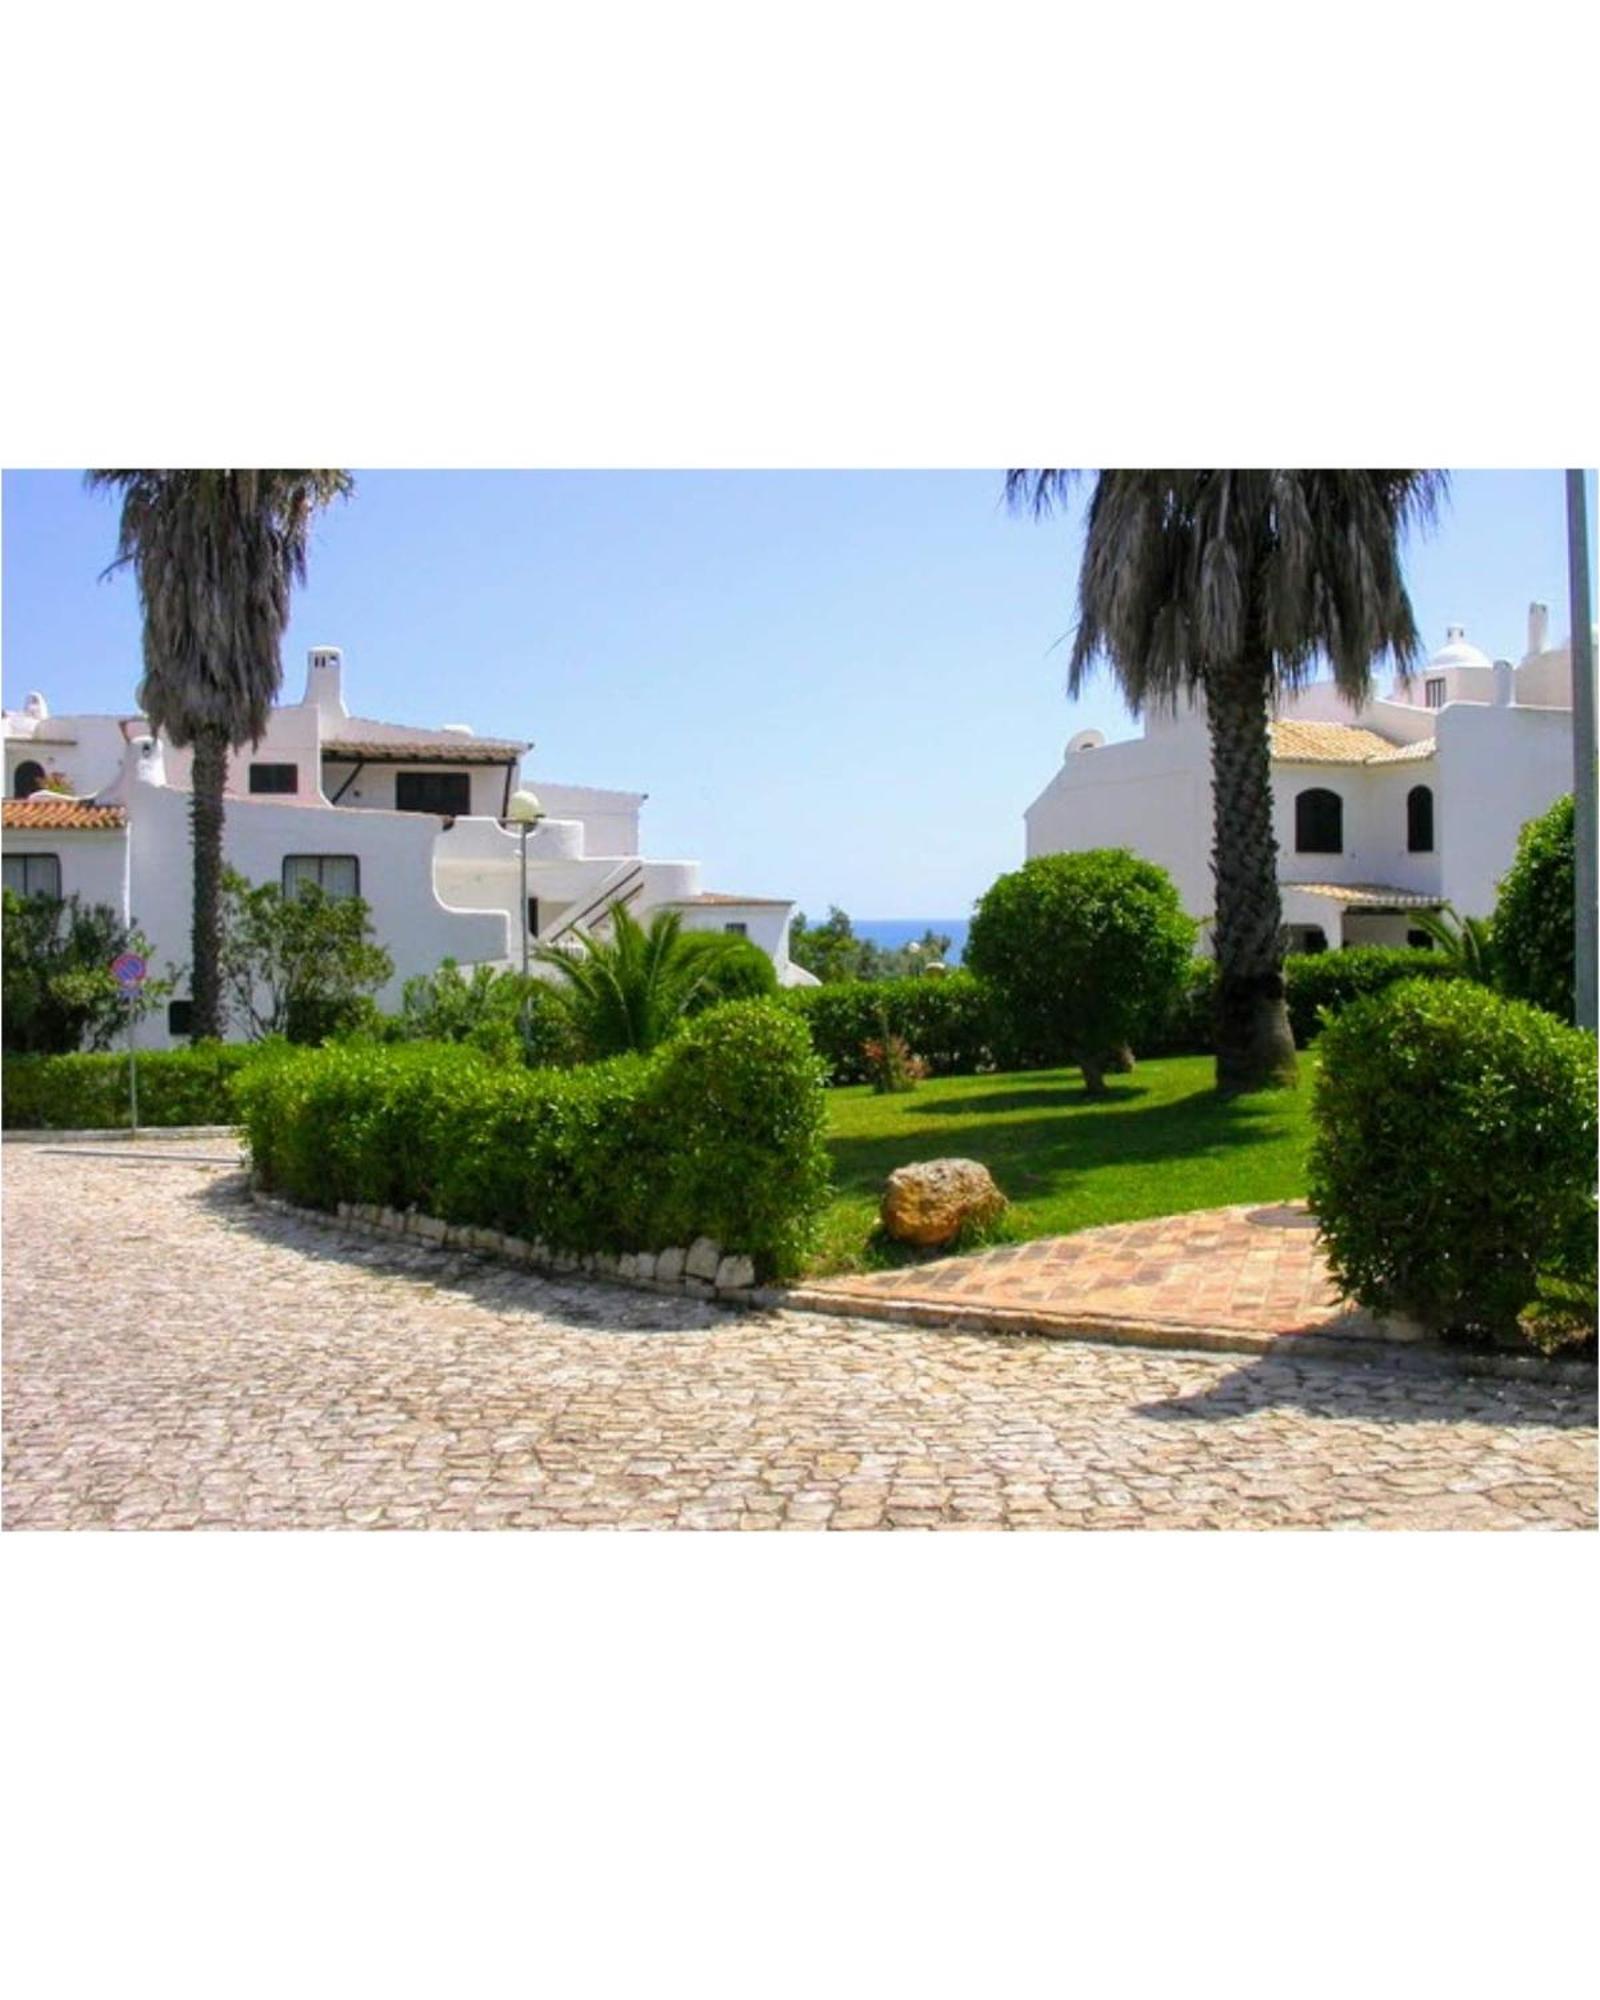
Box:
[534,904,758,1056]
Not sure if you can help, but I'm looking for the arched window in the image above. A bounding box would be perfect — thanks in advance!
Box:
[1407,784,1434,853]
[13,759,45,799]
[1294,787,1343,855]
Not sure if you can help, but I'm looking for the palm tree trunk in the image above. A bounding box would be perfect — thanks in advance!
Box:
[1205,658,1298,1091]
[189,729,228,1039]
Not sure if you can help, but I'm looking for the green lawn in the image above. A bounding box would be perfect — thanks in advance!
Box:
[811,1054,1316,1274]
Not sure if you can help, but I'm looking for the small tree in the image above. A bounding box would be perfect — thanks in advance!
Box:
[2,890,169,1054]
[219,869,392,1042]
[1493,793,1575,1022]
[966,851,1197,1093]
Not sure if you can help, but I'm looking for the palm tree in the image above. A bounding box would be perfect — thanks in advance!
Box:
[535,903,754,1056]
[1410,904,1496,985]
[88,470,352,1038]
[1007,471,1447,1091]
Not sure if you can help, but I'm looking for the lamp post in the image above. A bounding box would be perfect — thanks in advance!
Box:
[505,788,545,979]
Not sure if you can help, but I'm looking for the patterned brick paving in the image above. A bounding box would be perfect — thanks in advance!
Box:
[3,1146,1594,1530]
[802,1202,1373,1345]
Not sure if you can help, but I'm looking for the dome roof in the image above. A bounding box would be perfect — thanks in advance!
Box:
[1428,624,1492,673]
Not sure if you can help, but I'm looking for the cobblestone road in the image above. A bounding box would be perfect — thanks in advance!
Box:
[3,1146,1594,1530]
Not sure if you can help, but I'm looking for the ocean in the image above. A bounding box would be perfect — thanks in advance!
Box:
[854,918,970,967]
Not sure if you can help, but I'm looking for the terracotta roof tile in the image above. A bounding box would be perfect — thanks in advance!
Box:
[2,798,127,832]
[1270,719,1435,765]
[674,892,793,907]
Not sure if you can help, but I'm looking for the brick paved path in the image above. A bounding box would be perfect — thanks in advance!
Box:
[801,1202,1363,1346]
[3,1146,1594,1529]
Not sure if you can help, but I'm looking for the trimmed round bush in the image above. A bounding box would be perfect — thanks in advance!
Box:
[966,850,1196,1092]
[1308,978,1597,1340]
[1494,793,1575,1022]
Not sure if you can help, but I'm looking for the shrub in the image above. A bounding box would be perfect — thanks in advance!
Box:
[2,890,169,1055]
[394,960,581,1068]
[2,1042,262,1129]
[1282,946,1456,1045]
[1493,793,1575,1022]
[1308,979,1597,1343]
[861,1031,927,1094]
[219,869,393,1042]
[234,1000,831,1279]
[782,971,999,1083]
[966,851,1196,1092]
[1147,957,1219,1056]
[676,931,780,1009]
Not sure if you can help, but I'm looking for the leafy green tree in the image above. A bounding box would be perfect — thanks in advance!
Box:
[1493,793,1576,1021]
[790,910,952,982]
[87,469,352,1038]
[535,904,764,1056]
[218,869,392,1042]
[1008,470,1445,1091]
[2,890,168,1054]
[966,850,1196,1093]
[677,930,780,1006]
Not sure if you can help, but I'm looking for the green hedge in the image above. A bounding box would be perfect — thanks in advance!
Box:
[780,972,1011,1083]
[2,1043,262,1129]
[1308,979,1597,1342]
[1283,947,1457,1045]
[234,1000,831,1279]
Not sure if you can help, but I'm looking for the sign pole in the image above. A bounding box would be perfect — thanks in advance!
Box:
[128,996,140,1137]
[110,950,149,1133]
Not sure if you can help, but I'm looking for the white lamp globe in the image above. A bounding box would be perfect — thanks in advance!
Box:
[506,788,544,825]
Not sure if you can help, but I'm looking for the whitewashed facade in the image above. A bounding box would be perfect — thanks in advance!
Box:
[1024,606,1580,953]
[3,647,812,1048]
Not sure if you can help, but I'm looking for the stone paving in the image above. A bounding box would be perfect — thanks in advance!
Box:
[2,1144,1595,1530]
[800,1202,1363,1346]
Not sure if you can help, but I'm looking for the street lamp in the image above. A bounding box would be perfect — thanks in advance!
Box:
[505,788,545,979]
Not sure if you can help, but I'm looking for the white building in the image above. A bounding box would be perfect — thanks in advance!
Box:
[1024,605,1580,953]
[3,646,813,1047]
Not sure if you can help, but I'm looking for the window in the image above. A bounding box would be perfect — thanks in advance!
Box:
[1424,677,1446,709]
[168,999,195,1037]
[723,921,749,937]
[1285,924,1328,956]
[1407,784,1434,853]
[249,762,298,795]
[282,854,360,900]
[1406,929,1433,951]
[1294,787,1343,854]
[2,852,62,899]
[396,770,471,816]
[13,759,46,799]
[526,897,540,938]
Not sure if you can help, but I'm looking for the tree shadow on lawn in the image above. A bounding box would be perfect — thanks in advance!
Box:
[1134,1345,1597,1431]
[827,1079,1298,1208]
[901,1080,1152,1119]
[197,1174,729,1340]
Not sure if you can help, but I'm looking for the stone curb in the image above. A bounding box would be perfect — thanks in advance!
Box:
[4,1124,242,1145]
[775,1284,1598,1386]
[250,1190,764,1308]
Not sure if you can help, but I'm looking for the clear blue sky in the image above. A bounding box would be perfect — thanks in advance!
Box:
[2,469,1591,917]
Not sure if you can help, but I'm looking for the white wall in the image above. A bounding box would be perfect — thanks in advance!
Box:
[124,784,513,1047]
[1,827,130,918]
[535,783,643,859]
[1436,702,1573,916]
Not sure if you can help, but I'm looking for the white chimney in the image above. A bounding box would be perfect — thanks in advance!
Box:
[23,692,49,722]
[304,645,347,718]
[131,735,167,786]
[1528,602,1550,657]
[1492,659,1515,707]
